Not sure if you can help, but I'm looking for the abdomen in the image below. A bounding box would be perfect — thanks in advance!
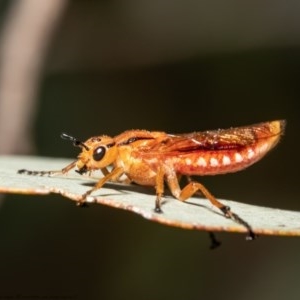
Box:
[173,120,284,175]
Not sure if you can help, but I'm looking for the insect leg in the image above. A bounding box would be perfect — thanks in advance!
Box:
[99,167,131,184]
[100,167,110,177]
[179,181,230,213]
[154,167,165,213]
[18,160,77,176]
[208,232,221,249]
[78,166,124,206]
[167,175,256,240]
[185,176,204,196]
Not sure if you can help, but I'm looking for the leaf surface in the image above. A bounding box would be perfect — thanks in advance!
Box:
[0,155,299,237]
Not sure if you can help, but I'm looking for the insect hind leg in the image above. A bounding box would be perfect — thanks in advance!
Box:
[168,176,256,240]
[179,181,231,214]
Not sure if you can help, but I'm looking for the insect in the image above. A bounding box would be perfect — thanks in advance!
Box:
[18,120,285,239]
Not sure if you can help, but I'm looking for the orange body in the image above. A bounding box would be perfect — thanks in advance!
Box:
[76,120,284,186]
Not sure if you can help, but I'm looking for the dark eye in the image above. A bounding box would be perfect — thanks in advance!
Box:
[93,146,106,161]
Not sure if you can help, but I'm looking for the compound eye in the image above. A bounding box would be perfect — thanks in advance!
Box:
[93,146,106,161]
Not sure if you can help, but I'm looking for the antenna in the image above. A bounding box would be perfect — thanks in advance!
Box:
[60,133,89,151]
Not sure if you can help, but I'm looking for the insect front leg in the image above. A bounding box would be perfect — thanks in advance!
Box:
[78,166,124,206]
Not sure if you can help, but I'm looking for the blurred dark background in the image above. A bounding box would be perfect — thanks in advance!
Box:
[0,1,299,299]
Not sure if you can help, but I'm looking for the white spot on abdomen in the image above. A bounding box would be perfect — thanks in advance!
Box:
[234,153,243,163]
[247,148,255,159]
[222,155,231,165]
[185,158,192,165]
[197,157,207,167]
[210,157,219,167]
